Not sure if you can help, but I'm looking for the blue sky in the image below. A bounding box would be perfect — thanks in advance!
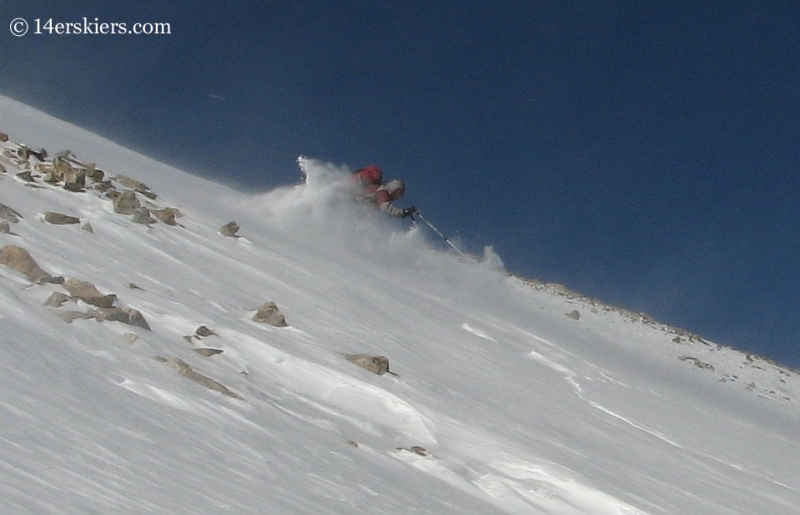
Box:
[3,1,799,368]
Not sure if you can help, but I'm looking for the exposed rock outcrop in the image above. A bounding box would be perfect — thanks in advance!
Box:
[63,278,116,308]
[194,348,224,357]
[252,301,288,327]
[44,212,80,225]
[195,325,216,337]
[43,291,71,308]
[116,174,156,199]
[132,208,155,225]
[0,203,22,223]
[165,358,242,399]
[92,307,152,331]
[112,190,141,215]
[0,245,52,282]
[152,208,180,226]
[219,221,240,237]
[345,354,392,375]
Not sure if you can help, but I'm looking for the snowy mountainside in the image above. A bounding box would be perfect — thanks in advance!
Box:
[1,95,799,515]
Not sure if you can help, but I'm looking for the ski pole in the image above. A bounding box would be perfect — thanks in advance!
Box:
[416,212,465,256]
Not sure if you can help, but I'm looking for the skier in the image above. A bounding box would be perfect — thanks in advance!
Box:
[350,166,417,218]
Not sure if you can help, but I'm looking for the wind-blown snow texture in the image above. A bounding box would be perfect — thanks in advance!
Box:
[1,95,798,514]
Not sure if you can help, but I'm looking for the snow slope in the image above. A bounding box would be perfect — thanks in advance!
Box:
[1,95,799,514]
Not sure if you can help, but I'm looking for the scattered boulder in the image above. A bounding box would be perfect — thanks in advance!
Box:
[62,168,86,192]
[195,325,216,337]
[152,208,179,226]
[345,354,392,375]
[81,223,94,233]
[116,175,156,199]
[166,357,242,399]
[57,310,96,323]
[17,146,47,162]
[0,221,10,234]
[0,245,51,282]
[93,307,151,330]
[132,208,155,225]
[94,180,114,193]
[126,309,151,330]
[252,302,288,327]
[16,171,34,182]
[219,221,240,237]
[0,163,5,173]
[83,163,105,182]
[194,348,224,357]
[63,278,116,308]
[0,132,8,142]
[43,291,71,308]
[44,212,81,225]
[396,445,428,456]
[565,310,581,321]
[679,356,715,371]
[0,203,22,223]
[113,190,141,215]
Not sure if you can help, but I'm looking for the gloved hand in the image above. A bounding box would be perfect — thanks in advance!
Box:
[402,206,419,218]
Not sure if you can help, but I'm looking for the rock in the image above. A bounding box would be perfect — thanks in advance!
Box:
[0,221,9,234]
[115,174,148,191]
[43,291,70,308]
[679,356,715,371]
[195,325,216,337]
[44,212,80,225]
[565,310,581,320]
[84,163,105,182]
[63,278,116,308]
[63,167,85,184]
[94,180,114,193]
[219,221,240,237]
[0,132,8,142]
[126,309,152,331]
[57,311,95,323]
[194,348,224,357]
[0,163,6,173]
[81,223,94,233]
[116,175,156,199]
[91,307,151,330]
[132,208,155,225]
[113,190,141,215]
[345,354,392,375]
[252,302,288,327]
[166,358,242,399]
[16,171,34,182]
[152,208,178,226]
[0,245,51,282]
[396,445,428,456]
[0,203,22,223]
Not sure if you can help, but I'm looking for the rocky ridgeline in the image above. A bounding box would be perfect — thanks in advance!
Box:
[0,128,394,403]
[514,275,798,403]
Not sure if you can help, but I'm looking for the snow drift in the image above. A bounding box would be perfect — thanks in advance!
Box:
[1,94,799,514]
